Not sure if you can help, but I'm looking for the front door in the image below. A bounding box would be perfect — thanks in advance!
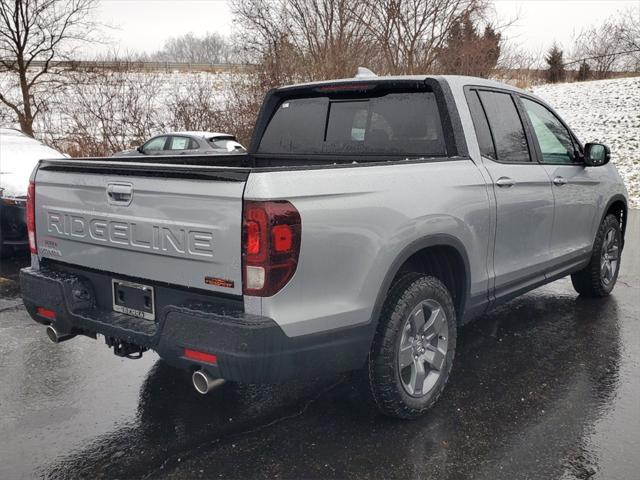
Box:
[519,97,600,273]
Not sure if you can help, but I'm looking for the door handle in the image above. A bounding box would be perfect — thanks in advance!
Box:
[496,177,516,188]
[107,183,133,205]
[553,176,568,186]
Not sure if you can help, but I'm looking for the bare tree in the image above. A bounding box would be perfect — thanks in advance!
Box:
[0,0,99,136]
[232,0,372,83]
[229,0,497,143]
[231,0,296,84]
[494,43,546,87]
[151,32,234,64]
[358,0,488,74]
[288,0,374,78]
[58,67,163,156]
[573,20,624,79]
[569,6,640,79]
[618,6,640,71]
[232,0,490,79]
[165,75,222,131]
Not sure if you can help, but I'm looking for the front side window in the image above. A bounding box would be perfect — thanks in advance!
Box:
[478,91,531,163]
[258,91,446,157]
[143,136,168,152]
[521,98,577,164]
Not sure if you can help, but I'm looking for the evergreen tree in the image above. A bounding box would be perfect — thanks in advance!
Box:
[577,60,591,81]
[438,13,501,77]
[545,43,565,83]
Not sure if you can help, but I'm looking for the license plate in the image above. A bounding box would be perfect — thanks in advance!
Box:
[112,279,155,321]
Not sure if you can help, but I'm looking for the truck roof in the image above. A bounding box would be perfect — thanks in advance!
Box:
[277,74,530,96]
[168,131,235,140]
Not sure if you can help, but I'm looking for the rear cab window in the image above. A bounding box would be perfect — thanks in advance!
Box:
[258,89,447,158]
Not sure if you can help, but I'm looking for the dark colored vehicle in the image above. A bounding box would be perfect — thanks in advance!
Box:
[0,128,65,257]
[114,131,246,156]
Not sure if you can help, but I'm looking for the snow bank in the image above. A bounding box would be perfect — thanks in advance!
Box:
[532,77,640,208]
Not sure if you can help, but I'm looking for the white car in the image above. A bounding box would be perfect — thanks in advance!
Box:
[0,128,65,256]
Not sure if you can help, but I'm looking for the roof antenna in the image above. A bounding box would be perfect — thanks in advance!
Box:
[355,67,377,78]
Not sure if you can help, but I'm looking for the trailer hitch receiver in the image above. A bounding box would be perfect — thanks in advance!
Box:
[105,337,147,359]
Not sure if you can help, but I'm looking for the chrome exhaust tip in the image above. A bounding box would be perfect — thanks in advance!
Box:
[192,369,225,394]
[45,325,76,344]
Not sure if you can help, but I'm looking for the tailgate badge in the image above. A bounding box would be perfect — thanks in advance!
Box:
[205,277,235,289]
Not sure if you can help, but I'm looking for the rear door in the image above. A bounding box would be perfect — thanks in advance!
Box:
[518,96,600,270]
[34,160,246,295]
[166,135,201,154]
[466,88,555,299]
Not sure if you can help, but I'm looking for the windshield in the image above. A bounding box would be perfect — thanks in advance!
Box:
[258,91,446,156]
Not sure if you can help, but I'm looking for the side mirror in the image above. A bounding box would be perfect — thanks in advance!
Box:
[584,143,610,166]
[136,145,145,154]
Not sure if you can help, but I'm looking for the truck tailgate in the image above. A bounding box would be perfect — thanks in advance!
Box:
[34,160,247,295]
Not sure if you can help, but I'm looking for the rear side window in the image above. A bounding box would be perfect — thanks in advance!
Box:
[210,138,245,152]
[465,90,496,160]
[168,136,199,150]
[258,91,446,156]
[478,91,531,163]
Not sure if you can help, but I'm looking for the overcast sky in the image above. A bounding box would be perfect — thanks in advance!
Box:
[92,0,638,57]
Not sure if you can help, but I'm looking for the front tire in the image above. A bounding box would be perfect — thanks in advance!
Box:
[367,274,457,419]
[571,214,622,297]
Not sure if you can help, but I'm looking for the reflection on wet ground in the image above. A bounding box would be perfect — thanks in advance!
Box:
[0,212,638,479]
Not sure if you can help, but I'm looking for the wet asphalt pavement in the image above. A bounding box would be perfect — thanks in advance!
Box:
[1,213,639,480]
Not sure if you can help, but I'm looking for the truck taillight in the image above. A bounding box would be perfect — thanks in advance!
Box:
[26,181,37,254]
[242,200,301,297]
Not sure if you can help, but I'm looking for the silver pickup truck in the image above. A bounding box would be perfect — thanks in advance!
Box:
[21,75,628,419]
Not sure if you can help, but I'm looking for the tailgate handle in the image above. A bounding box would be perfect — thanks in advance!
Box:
[107,183,133,205]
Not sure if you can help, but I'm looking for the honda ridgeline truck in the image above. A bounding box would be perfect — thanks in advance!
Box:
[20,74,628,419]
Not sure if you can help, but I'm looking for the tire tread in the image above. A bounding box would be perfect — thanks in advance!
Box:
[571,214,621,297]
[367,274,456,419]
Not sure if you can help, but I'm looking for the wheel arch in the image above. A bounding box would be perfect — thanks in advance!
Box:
[601,195,628,250]
[370,235,471,329]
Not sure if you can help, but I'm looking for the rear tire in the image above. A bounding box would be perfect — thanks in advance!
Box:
[571,214,622,297]
[367,274,456,419]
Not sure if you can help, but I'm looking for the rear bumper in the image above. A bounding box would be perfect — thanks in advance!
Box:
[20,265,370,383]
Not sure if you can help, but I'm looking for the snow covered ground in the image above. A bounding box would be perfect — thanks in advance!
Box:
[533,77,640,208]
